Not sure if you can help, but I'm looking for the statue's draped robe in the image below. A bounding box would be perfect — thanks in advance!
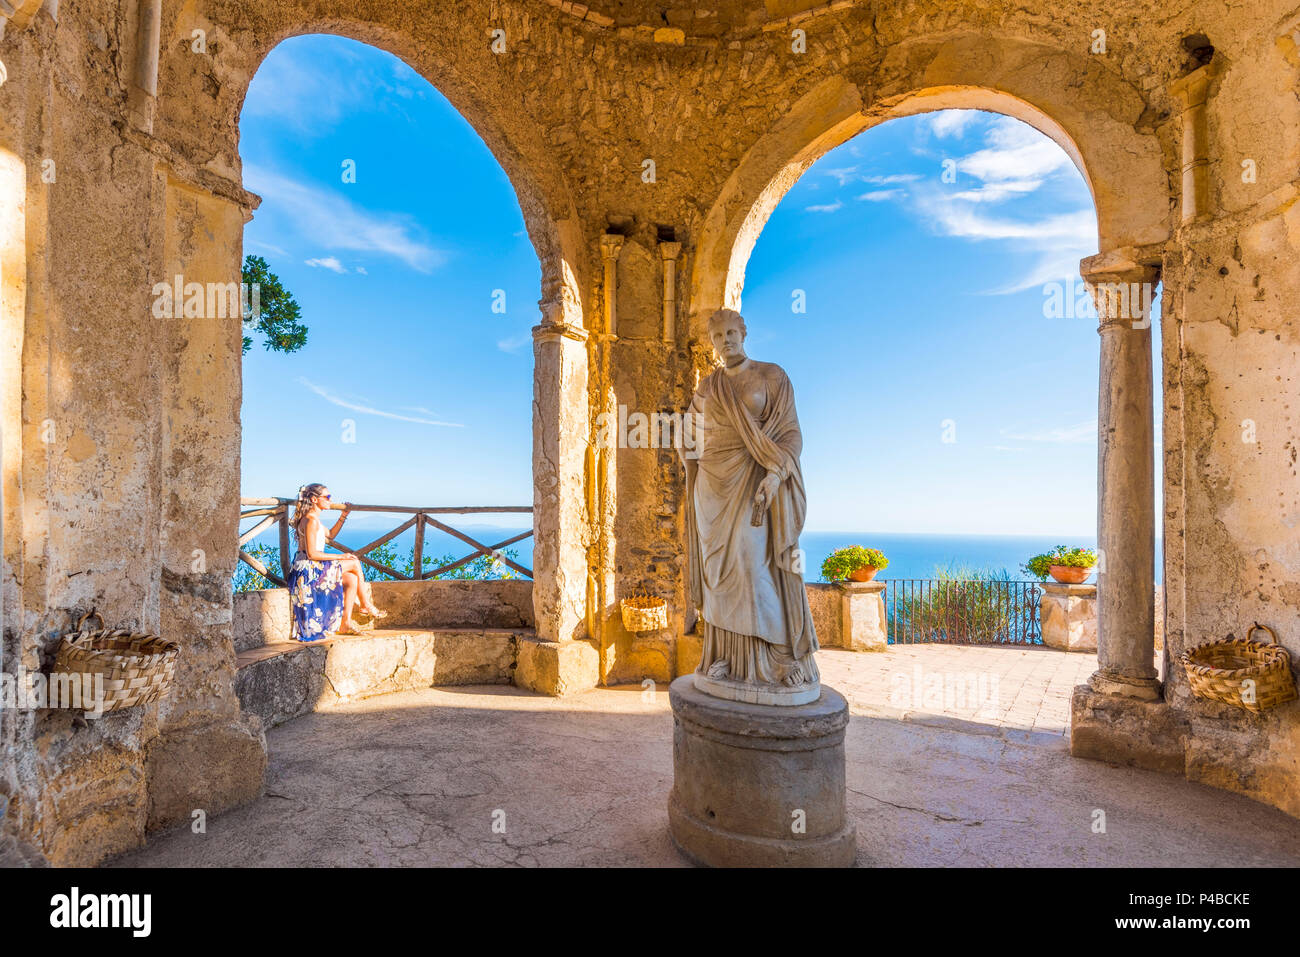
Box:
[683,362,819,685]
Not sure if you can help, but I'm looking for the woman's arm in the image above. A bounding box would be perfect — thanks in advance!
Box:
[300,516,342,562]
[328,503,351,538]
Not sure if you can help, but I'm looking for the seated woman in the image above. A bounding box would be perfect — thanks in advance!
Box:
[288,483,386,641]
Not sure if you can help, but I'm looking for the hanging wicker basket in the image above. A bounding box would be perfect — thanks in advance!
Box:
[1180,622,1297,714]
[620,594,668,633]
[53,610,179,715]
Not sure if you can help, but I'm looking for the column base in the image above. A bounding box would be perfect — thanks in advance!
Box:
[1088,669,1162,701]
[668,675,856,867]
[1070,684,1187,775]
[515,636,599,696]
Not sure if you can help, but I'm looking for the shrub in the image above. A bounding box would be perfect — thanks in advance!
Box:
[887,565,1031,645]
[1022,545,1098,581]
[820,545,889,582]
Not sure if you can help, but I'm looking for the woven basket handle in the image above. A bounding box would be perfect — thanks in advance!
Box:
[1246,622,1278,645]
[75,608,104,634]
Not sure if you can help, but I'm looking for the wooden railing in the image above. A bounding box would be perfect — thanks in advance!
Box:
[238,498,534,586]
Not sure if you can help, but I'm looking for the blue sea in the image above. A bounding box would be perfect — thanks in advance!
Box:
[243,523,1159,584]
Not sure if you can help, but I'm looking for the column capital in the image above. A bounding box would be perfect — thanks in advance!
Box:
[599,233,625,262]
[532,321,589,344]
[658,240,682,262]
[1079,248,1160,286]
[1081,249,1160,331]
[1168,59,1219,110]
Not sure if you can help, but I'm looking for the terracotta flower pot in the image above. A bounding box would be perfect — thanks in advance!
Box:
[1048,564,1093,584]
[848,567,878,582]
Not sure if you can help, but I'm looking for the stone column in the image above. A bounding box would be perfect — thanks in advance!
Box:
[593,234,623,678]
[1169,61,1218,224]
[518,276,601,694]
[658,240,681,344]
[530,318,590,645]
[1083,251,1160,700]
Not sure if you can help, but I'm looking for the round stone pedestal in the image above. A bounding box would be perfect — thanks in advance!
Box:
[668,675,856,867]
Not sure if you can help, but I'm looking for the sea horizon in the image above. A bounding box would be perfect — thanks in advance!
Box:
[242,526,1162,585]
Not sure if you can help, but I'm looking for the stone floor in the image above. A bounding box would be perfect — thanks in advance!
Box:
[113,646,1297,868]
[822,642,1132,738]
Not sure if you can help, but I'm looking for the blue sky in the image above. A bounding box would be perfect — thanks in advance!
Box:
[239,35,1160,537]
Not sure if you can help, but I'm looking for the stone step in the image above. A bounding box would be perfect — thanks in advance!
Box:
[234,626,536,730]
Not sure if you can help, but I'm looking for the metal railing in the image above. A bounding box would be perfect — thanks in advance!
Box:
[237,498,534,586]
[885,578,1042,645]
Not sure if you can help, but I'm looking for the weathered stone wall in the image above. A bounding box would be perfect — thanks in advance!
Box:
[3,0,1299,863]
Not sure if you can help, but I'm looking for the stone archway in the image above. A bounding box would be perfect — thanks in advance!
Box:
[0,2,600,865]
[216,22,594,654]
[686,52,1173,719]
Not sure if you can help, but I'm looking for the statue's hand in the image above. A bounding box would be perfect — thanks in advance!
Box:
[754,471,780,510]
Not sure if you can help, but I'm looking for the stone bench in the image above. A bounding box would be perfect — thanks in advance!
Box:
[233,579,544,727]
[234,626,539,729]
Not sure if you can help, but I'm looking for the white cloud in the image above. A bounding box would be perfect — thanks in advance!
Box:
[822,166,860,186]
[297,377,463,427]
[983,251,1097,295]
[243,38,429,137]
[857,189,903,202]
[926,110,979,138]
[1002,421,1097,443]
[305,256,348,274]
[862,173,923,185]
[496,332,532,353]
[916,203,1096,243]
[950,179,1044,202]
[355,266,368,275]
[805,201,844,214]
[957,118,1072,185]
[248,239,288,257]
[246,165,444,272]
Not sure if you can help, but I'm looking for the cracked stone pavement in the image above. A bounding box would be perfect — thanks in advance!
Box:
[113,648,1300,867]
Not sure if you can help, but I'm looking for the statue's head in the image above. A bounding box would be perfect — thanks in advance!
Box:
[707,308,747,365]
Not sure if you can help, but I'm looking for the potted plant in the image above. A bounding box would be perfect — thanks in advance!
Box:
[1023,545,1098,584]
[821,546,889,583]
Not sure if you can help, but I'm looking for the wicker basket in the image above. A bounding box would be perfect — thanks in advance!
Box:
[53,610,179,714]
[1180,622,1297,714]
[620,595,668,633]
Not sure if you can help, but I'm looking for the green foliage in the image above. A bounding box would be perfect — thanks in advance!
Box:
[820,545,889,582]
[233,542,282,592]
[1022,545,1098,581]
[420,550,522,581]
[362,542,402,582]
[232,541,523,592]
[354,543,522,582]
[888,565,1029,645]
[241,254,307,355]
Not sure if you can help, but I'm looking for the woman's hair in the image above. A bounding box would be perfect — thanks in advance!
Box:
[292,483,327,537]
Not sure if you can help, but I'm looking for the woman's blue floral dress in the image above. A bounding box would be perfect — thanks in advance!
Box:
[288,521,346,641]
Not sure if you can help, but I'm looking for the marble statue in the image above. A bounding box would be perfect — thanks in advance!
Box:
[681,308,820,705]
